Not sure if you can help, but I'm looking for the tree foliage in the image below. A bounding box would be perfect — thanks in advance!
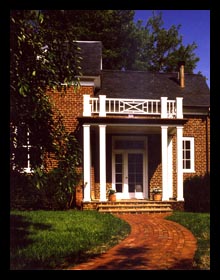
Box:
[44,10,200,73]
[10,10,81,164]
[132,12,199,73]
[10,10,82,209]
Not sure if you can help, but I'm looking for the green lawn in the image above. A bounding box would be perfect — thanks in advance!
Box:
[10,210,131,270]
[166,211,210,270]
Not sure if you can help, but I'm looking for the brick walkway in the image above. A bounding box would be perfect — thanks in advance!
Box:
[67,213,197,270]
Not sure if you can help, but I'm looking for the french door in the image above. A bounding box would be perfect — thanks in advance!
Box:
[113,151,146,199]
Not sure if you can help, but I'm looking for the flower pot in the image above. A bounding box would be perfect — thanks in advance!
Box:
[153,193,162,201]
[108,194,116,202]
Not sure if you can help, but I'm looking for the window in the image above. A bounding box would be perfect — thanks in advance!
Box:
[10,123,42,173]
[182,137,195,172]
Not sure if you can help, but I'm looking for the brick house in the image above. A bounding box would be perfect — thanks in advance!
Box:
[46,41,210,210]
[13,41,210,210]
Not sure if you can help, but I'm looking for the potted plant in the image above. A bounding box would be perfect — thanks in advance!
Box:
[152,187,162,201]
[108,189,116,202]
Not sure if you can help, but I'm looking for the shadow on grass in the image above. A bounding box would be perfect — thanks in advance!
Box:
[10,214,52,270]
[10,214,52,249]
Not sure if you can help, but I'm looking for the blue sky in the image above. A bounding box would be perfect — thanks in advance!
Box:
[134,10,210,88]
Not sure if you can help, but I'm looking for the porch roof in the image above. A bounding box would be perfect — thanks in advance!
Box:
[78,116,188,126]
[96,70,210,108]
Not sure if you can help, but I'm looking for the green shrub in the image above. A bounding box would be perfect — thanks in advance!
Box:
[10,170,44,210]
[184,173,210,212]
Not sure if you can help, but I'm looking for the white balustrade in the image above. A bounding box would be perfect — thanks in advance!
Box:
[83,95,183,119]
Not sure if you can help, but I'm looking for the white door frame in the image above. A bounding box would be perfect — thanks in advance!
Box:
[112,136,148,199]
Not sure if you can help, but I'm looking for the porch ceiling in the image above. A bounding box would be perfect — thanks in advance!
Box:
[90,124,176,135]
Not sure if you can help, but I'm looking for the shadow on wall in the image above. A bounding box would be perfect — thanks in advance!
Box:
[184,173,210,212]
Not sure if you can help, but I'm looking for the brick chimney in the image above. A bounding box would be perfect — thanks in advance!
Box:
[178,61,185,88]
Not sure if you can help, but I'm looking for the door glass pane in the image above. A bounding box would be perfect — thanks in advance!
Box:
[128,153,143,192]
[115,154,123,193]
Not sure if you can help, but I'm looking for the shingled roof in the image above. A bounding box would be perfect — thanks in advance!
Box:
[77,41,102,76]
[96,70,210,108]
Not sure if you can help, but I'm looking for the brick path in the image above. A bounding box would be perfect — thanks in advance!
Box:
[67,213,197,270]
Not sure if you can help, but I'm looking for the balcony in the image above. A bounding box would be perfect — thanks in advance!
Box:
[83,95,183,119]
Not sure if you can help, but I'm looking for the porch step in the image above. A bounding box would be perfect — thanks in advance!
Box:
[96,200,173,214]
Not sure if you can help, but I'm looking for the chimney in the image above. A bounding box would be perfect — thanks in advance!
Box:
[178,61,185,88]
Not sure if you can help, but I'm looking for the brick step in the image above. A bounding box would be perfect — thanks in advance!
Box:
[97,200,173,214]
[98,203,172,208]
[98,201,171,205]
[98,208,173,214]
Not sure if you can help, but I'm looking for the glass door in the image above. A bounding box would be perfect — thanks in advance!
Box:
[128,153,143,194]
[114,152,144,199]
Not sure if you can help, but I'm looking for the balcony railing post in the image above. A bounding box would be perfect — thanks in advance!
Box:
[161,97,168,118]
[176,97,183,119]
[83,95,91,116]
[99,95,106,117]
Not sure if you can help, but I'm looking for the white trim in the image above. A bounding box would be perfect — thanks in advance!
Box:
[182,137,195,173]
[99,125,107,201]
[83,125,91,202]
[167,137,173,199]
[76,40,102,43]
[176,97,183,119]
[176,126,184,201]
[161,126,169,200]
[79,81,95,87]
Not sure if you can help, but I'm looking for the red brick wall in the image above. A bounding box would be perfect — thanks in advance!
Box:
[183,115,210,177]
[47,85,94,132]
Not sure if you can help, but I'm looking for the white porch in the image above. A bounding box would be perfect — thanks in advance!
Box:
[82,95,184,202]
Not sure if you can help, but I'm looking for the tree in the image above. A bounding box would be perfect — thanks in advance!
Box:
[10,10,82,209]
[10,10,81,170]
[48,10,199,73]
[42,10,137,70]
[131,11,200,73]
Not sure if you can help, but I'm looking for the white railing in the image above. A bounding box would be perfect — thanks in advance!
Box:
[105,98,160,115]
[83,95,183,119]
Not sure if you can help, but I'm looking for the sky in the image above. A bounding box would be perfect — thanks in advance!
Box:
[134,10,210,88]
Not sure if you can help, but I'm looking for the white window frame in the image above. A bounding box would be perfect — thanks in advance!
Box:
[11,124,42,173]
[182,137,195,173]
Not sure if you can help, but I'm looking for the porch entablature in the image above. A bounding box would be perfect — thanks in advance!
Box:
[83,95,183,119]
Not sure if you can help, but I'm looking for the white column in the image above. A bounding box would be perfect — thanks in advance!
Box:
[176,126,184,201]
[99,95,106,117]
[167,137,173,199]
[83,95,91,116]
[161,126,169,200]
[161,97,168,118]
[83,125,91,201]
[99,125,107,201]
[176,97,183,119]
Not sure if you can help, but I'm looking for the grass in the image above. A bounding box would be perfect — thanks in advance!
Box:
[10,210,131,270]
[166,211,210,270]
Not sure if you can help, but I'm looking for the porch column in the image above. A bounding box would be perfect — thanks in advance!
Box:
[83,124,91,201]
[176,97,183,119]
[167,137,173,199]
[176,126,184,201]
[161,126,169,200]
[161,97,168,118]
[99,125,107,201]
